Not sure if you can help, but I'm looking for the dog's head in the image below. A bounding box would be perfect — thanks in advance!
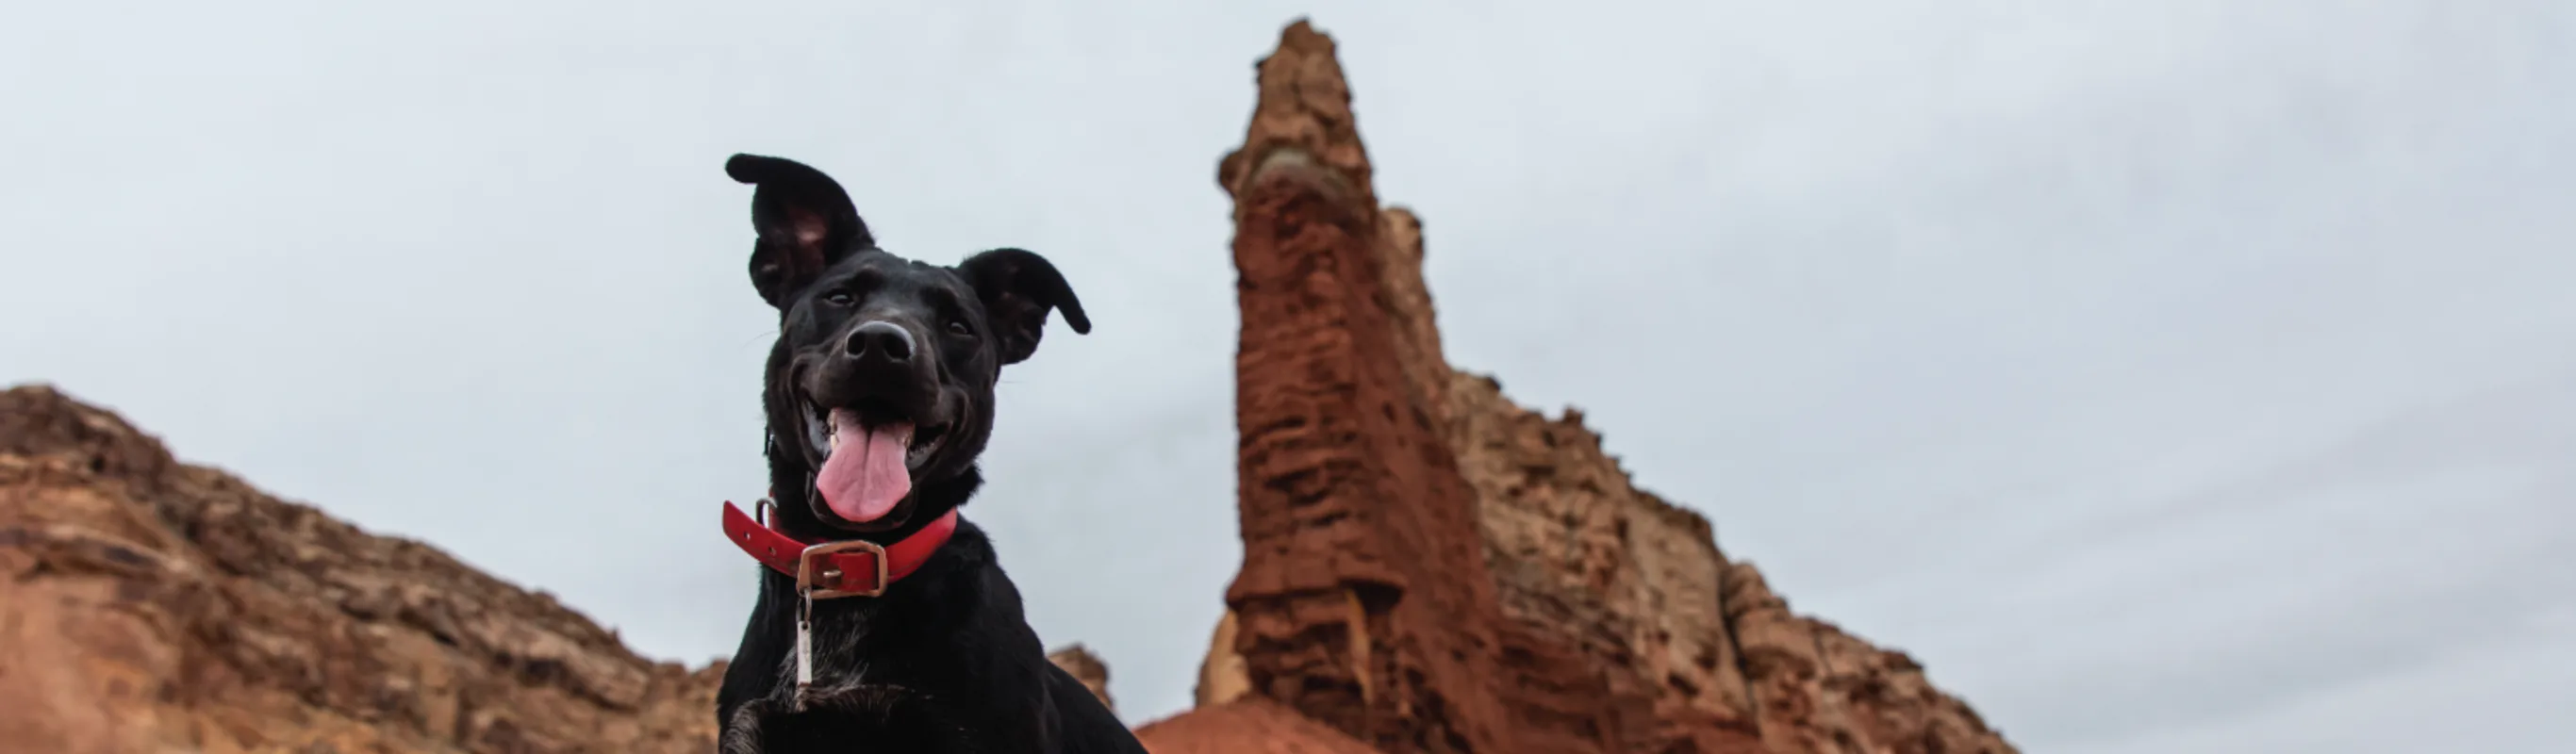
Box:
[728,154,1089,533]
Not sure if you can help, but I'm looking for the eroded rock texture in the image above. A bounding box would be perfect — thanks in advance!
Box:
[0,385,721,754]
[1167,20,2017,754]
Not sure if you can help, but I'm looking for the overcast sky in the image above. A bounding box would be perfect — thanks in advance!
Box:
[5,1,2571,751]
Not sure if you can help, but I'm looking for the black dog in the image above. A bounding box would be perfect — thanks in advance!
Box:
[711,154,1146,754]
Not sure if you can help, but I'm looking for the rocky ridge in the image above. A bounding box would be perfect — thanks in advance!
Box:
[0,384,722,754]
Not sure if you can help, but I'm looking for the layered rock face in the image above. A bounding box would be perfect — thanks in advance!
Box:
[1156,21,2017,754]
[0,385,721,754]
[1207,17,1536,754]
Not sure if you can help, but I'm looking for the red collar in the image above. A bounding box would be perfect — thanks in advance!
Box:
[721,497,959,598]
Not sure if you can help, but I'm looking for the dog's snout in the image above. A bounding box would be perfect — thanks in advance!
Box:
[845,320,916,365]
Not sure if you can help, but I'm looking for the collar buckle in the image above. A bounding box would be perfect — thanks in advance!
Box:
[797,539,890,599]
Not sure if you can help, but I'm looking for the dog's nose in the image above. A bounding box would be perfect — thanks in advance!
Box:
[844,320,916,365]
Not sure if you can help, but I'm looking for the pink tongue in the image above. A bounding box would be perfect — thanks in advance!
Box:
[816,409,914,523]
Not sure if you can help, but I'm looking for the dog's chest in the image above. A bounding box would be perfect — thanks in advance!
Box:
[724,634,1001,752]
[724,679,994,753]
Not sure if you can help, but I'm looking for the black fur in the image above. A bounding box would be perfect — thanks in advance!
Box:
[713,154,1141,754]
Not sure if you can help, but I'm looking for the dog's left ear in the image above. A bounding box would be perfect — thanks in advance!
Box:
[959,248,1091,365]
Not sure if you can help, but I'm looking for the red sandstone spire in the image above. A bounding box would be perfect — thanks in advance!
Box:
[1153,19,2019,754]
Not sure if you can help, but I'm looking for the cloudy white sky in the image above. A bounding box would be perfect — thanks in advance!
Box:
[5,1,2571,750]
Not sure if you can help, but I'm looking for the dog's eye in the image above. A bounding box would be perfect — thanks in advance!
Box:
[946,320,972,336]
[823,291,855,306]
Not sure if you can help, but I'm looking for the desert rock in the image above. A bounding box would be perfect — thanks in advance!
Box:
[0,384,720,754]
[1162,20,2018,754]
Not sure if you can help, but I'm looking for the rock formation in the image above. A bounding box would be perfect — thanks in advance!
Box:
[1146,20,2018,754]
[0,384,721,754]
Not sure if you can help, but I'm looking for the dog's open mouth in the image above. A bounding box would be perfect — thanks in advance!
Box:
[801,400,950,525]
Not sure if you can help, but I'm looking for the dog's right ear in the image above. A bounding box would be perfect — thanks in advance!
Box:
[726,154,875,307]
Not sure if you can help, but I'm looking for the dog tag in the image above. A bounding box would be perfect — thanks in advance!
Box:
[793,589,816,710]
